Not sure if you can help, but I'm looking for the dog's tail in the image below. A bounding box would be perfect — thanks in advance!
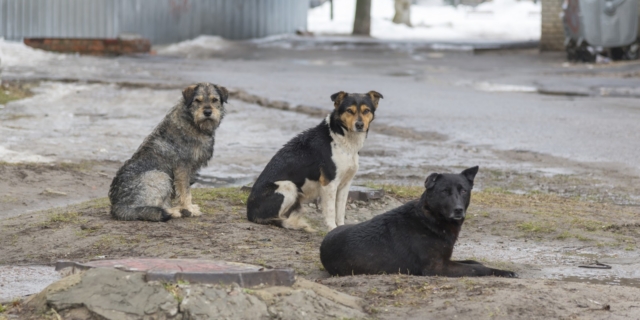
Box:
[280,214,316,233]
[111,206,172,222]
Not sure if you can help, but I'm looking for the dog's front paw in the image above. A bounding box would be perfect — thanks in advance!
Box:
[494,269,518,278]
[167,208,183,218]
[188,204,202,217]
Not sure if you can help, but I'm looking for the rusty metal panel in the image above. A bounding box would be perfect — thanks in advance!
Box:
[0,0,308,44]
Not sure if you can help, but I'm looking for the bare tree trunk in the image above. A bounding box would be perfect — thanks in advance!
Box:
[393,0,412,27]
[353,0,372,35]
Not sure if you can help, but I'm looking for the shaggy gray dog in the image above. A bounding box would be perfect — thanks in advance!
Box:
[109,83,228,222]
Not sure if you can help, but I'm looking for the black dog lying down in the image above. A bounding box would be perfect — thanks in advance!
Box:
[320,166,517,278]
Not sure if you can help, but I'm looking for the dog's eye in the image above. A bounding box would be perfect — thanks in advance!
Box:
[195,98,203,103]
[211,98,218,103]
[460,189,467,195]
[348,110,356,115]
[363,109,370,115]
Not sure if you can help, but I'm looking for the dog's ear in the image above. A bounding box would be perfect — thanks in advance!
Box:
[330,91,347,109]
[461,166,479,185]
[425,173,441,190]
[367,91,383,109]
[215,85,229,104]
[182,84,198,103]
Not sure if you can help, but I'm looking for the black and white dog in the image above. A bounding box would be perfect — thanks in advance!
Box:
[246,91,383,231]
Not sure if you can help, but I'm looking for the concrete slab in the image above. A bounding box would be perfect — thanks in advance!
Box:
[55,258,295,287]
[348,186,385,201]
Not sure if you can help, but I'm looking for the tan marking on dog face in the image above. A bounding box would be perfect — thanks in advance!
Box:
[319,168,330,186]
[359,104,374,131]
[339,104,374,132]
[339,105,359,132]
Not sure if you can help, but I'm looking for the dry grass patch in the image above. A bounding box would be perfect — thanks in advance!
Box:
[472,189,640,241]
[366,183,423,200]
[0,81,34,105]
[193,187,248,205]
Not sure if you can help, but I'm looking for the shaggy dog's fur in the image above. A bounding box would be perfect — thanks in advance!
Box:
[109,83,228,222]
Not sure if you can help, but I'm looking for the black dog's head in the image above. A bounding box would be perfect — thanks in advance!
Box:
[330,91,382,133]
[181,83,229,134]
[423,166,479,224]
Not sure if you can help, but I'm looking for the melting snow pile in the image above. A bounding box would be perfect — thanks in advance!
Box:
[308,0,541,42]
[156,35,234,58]
[0,38,66,68]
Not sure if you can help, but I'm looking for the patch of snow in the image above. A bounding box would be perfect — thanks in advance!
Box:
[156,35,233,58]
[473,82,538,93]
[0,38,66,68]
[0,146,53,163]
[308,0,541,42]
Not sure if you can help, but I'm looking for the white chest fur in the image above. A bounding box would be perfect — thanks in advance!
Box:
[328,117,366,188]
[298,118,367,201]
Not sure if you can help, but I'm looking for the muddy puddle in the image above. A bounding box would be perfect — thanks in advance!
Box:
[560,276,640,287]
[539,259,640,288]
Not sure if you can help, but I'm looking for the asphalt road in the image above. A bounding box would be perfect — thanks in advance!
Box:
[3,38,640,178]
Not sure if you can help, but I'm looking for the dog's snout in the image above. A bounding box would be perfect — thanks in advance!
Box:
[203,108,213,117]
[355,121,364,131]
[453,208,464,219]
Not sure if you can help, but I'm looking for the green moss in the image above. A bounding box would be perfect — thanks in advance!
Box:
[192,187,249,206]
[365,183,423,200]
[0,83,32,105]
[48,211,81,224]
[163,283,184,303]
[80,197,111,210]
[517,221,555,234]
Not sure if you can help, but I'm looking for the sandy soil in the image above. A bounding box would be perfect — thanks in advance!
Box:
[1,178,639,319]
[0,162,118,219]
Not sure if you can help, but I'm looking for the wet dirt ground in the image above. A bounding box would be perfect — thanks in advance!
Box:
[1,39,640,318]
[1,185,639,318]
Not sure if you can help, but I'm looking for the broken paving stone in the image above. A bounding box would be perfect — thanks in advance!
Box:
[348,186,384,202]
[23,267,366,320]
[266,289,366,320]
[181,284,270,320]
[46,268,179,319]
[292,278,363,311]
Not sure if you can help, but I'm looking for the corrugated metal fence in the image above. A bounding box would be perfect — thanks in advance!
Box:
[0,0,308,44]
